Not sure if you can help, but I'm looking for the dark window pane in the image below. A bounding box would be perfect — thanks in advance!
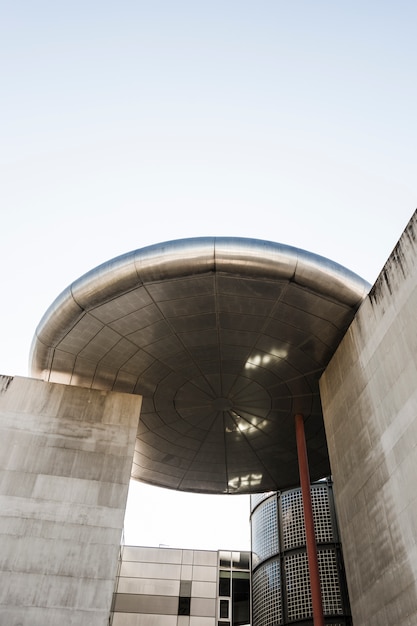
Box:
[232,572,250,626]
[220,599,229,618]
[219,570,231,597]
[178,597,191,615]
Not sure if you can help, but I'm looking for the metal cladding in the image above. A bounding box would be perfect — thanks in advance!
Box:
[30,237,369,494]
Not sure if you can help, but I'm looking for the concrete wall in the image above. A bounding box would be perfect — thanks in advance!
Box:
[111,546,218,626]
[0,376,142,626]
[320,211,417,625]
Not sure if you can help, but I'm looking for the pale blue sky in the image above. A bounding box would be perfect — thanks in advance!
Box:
[1,1,416,549]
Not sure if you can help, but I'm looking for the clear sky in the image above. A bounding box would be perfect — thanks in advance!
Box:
[1,1,416,550]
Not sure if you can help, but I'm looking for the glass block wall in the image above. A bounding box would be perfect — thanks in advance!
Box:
[250,479,352,626]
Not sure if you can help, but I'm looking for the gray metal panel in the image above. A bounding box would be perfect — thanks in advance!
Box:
[112,615,177,626]
[117,577,180,596]
[120,562,181,580]
[112,593,178,614]
[30,237,369,493]
[190,597,216,617]
[191,580,217,599]
[190,565,218,582]
[91,286,154,324]
[192,551,218,566]
[122,546,183,564]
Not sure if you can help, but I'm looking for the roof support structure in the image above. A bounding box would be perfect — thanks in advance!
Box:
[295,413,325,626]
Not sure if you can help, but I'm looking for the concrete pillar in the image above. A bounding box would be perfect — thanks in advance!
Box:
[0,376,141,626]
[320,211,417,625]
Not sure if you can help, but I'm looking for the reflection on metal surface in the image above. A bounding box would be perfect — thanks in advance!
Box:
[227,411,269,435]
[228,473,263,492]
[30,237,370,494]
[245,348,288,370]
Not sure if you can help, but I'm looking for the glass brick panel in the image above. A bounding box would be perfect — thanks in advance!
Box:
[250,492,274,510]
[319,549,343,615]
[252,559,282,626]
[284,552,312,621]
[312,486,334,544]
[281,490,305,551]
[284,549,343,620]
[281,485,333,550]
[251,496,279,568]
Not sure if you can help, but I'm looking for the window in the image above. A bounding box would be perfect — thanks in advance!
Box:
[232,552,250,570]
[219,570,231,597]
[178,597,190,615]
[219,551,231,567]
[178,580,191,615]
[220,599,229,618]
[232,571,250,626]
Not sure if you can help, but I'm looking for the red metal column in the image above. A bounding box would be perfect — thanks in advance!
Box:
[295,413,325,626]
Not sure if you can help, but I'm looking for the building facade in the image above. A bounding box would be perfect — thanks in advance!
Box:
[1,211,417,624]
[110,546,250,626]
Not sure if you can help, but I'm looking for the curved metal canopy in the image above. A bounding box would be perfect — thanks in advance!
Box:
[30,237,369,494]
